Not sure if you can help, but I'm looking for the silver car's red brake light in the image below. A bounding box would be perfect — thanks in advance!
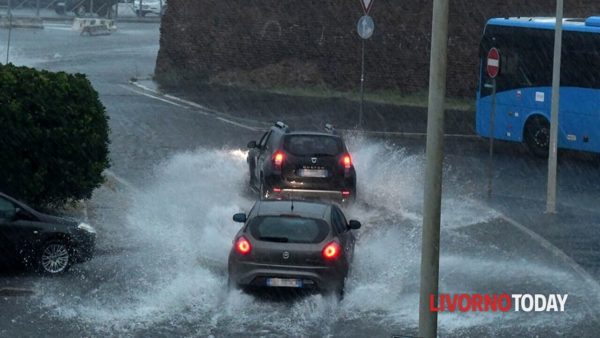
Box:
[235,236,252,255]
[322,241,341,260]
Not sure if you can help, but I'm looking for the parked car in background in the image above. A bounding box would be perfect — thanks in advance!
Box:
[0,192,96,274]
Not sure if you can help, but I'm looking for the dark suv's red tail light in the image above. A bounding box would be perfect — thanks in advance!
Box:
[273,151,285,170]
[235,236,252,255]
[322,241,341,260]
[342,154,352,169]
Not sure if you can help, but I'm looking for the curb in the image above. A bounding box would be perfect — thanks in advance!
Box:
[128,80,479,139]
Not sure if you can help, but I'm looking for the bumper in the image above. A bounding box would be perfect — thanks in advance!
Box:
[71,234,96,263]
[229,261,346,292]
[269,188,352,202]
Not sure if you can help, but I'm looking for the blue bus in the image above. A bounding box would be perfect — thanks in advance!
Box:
[476,17,600,157]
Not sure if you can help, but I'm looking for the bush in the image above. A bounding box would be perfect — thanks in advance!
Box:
[0,64,110,207]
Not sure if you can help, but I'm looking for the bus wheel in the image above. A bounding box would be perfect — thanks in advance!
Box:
[524,117,550,158]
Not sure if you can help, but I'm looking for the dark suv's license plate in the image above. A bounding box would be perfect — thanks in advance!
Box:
[266,278,303,288]
[298,169,328,178]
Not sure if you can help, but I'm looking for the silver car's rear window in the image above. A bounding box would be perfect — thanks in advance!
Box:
[249,216,330,244]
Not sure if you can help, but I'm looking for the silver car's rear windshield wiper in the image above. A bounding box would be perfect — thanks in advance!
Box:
[309,153,335,157]
[259,236,289,243]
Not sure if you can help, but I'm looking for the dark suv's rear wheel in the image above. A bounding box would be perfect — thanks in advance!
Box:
[524,117,550,158]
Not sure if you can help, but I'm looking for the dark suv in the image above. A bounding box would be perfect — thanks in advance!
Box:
[246,122,357,202]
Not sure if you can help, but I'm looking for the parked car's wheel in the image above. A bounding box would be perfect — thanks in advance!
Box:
[39,240,71,274]
[524,116,550,158]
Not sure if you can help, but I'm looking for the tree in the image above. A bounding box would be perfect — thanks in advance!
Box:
[0,64,110,207]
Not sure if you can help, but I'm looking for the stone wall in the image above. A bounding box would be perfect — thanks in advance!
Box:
[155,0,599,97]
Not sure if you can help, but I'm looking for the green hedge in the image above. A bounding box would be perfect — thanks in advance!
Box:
[0,64,110,207]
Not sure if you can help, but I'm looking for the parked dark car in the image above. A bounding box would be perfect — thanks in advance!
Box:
[228,200,361,297]
[0,192,96,274]
[247,122,357,202]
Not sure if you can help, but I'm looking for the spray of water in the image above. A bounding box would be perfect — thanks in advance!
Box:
[35,139,594,336]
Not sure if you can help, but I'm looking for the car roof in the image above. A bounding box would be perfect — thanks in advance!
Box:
[284,131,342,138]
[254,200,331,220]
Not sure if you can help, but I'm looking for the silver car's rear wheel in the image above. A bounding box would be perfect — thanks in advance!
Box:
[40,242,70,274]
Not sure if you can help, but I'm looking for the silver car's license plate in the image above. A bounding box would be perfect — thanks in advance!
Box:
[266,278,303,288]
[298,169,328,178]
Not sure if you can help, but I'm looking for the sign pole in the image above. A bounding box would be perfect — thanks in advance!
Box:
[356,13,374,128]
[546,0,563,214]
[419,0,449,337]
[359,38,365,128]
[6,0,12,64]
[487,78,496,198]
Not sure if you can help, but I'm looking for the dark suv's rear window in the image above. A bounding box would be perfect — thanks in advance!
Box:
[283,135,343,156]
[249,216,330,243]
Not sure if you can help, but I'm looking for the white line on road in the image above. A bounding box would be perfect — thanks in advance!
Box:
[125,82,261,131]
[119,85,188,108]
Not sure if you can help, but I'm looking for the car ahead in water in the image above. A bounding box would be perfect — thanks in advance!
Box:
[228,200,361,297]
[247,122,357,202]
[0,193,96,274]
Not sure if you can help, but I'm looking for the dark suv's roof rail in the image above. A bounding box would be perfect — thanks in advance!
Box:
[324,123,337,134]
[274,121,289,130]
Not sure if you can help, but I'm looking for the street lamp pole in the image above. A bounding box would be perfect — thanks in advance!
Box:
[6,0,12,64]
[419,0,449,337]
[546,0,564,214]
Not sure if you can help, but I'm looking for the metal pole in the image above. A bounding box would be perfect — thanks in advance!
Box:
[138,0,143,17]
[159,0,163,16]
[36,0,40,17]
[359,38,365,128]
[6,0,12,64]
[90,0,94,16]
[419,0,449,337]
[546,0,563,214]
[487,78,497,198]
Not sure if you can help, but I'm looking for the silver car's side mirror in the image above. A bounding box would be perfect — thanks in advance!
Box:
[348,220,361,230]
[233,213,247,223]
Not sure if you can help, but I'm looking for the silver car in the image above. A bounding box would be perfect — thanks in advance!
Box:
[228,200,361,297]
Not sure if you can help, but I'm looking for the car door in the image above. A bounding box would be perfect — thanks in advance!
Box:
[256,130,273,179]
[0,198,44,264]
[331,207,354,262]
[0,197,19,264]
[248,132,269,184]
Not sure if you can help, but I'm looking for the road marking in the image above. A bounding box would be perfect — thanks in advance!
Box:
[339,129,478,139]
[0,288,35,297]
[119,85,188,108]
[125,82,261,131]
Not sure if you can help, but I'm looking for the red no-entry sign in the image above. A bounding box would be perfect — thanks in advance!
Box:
[487,47,500,78]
